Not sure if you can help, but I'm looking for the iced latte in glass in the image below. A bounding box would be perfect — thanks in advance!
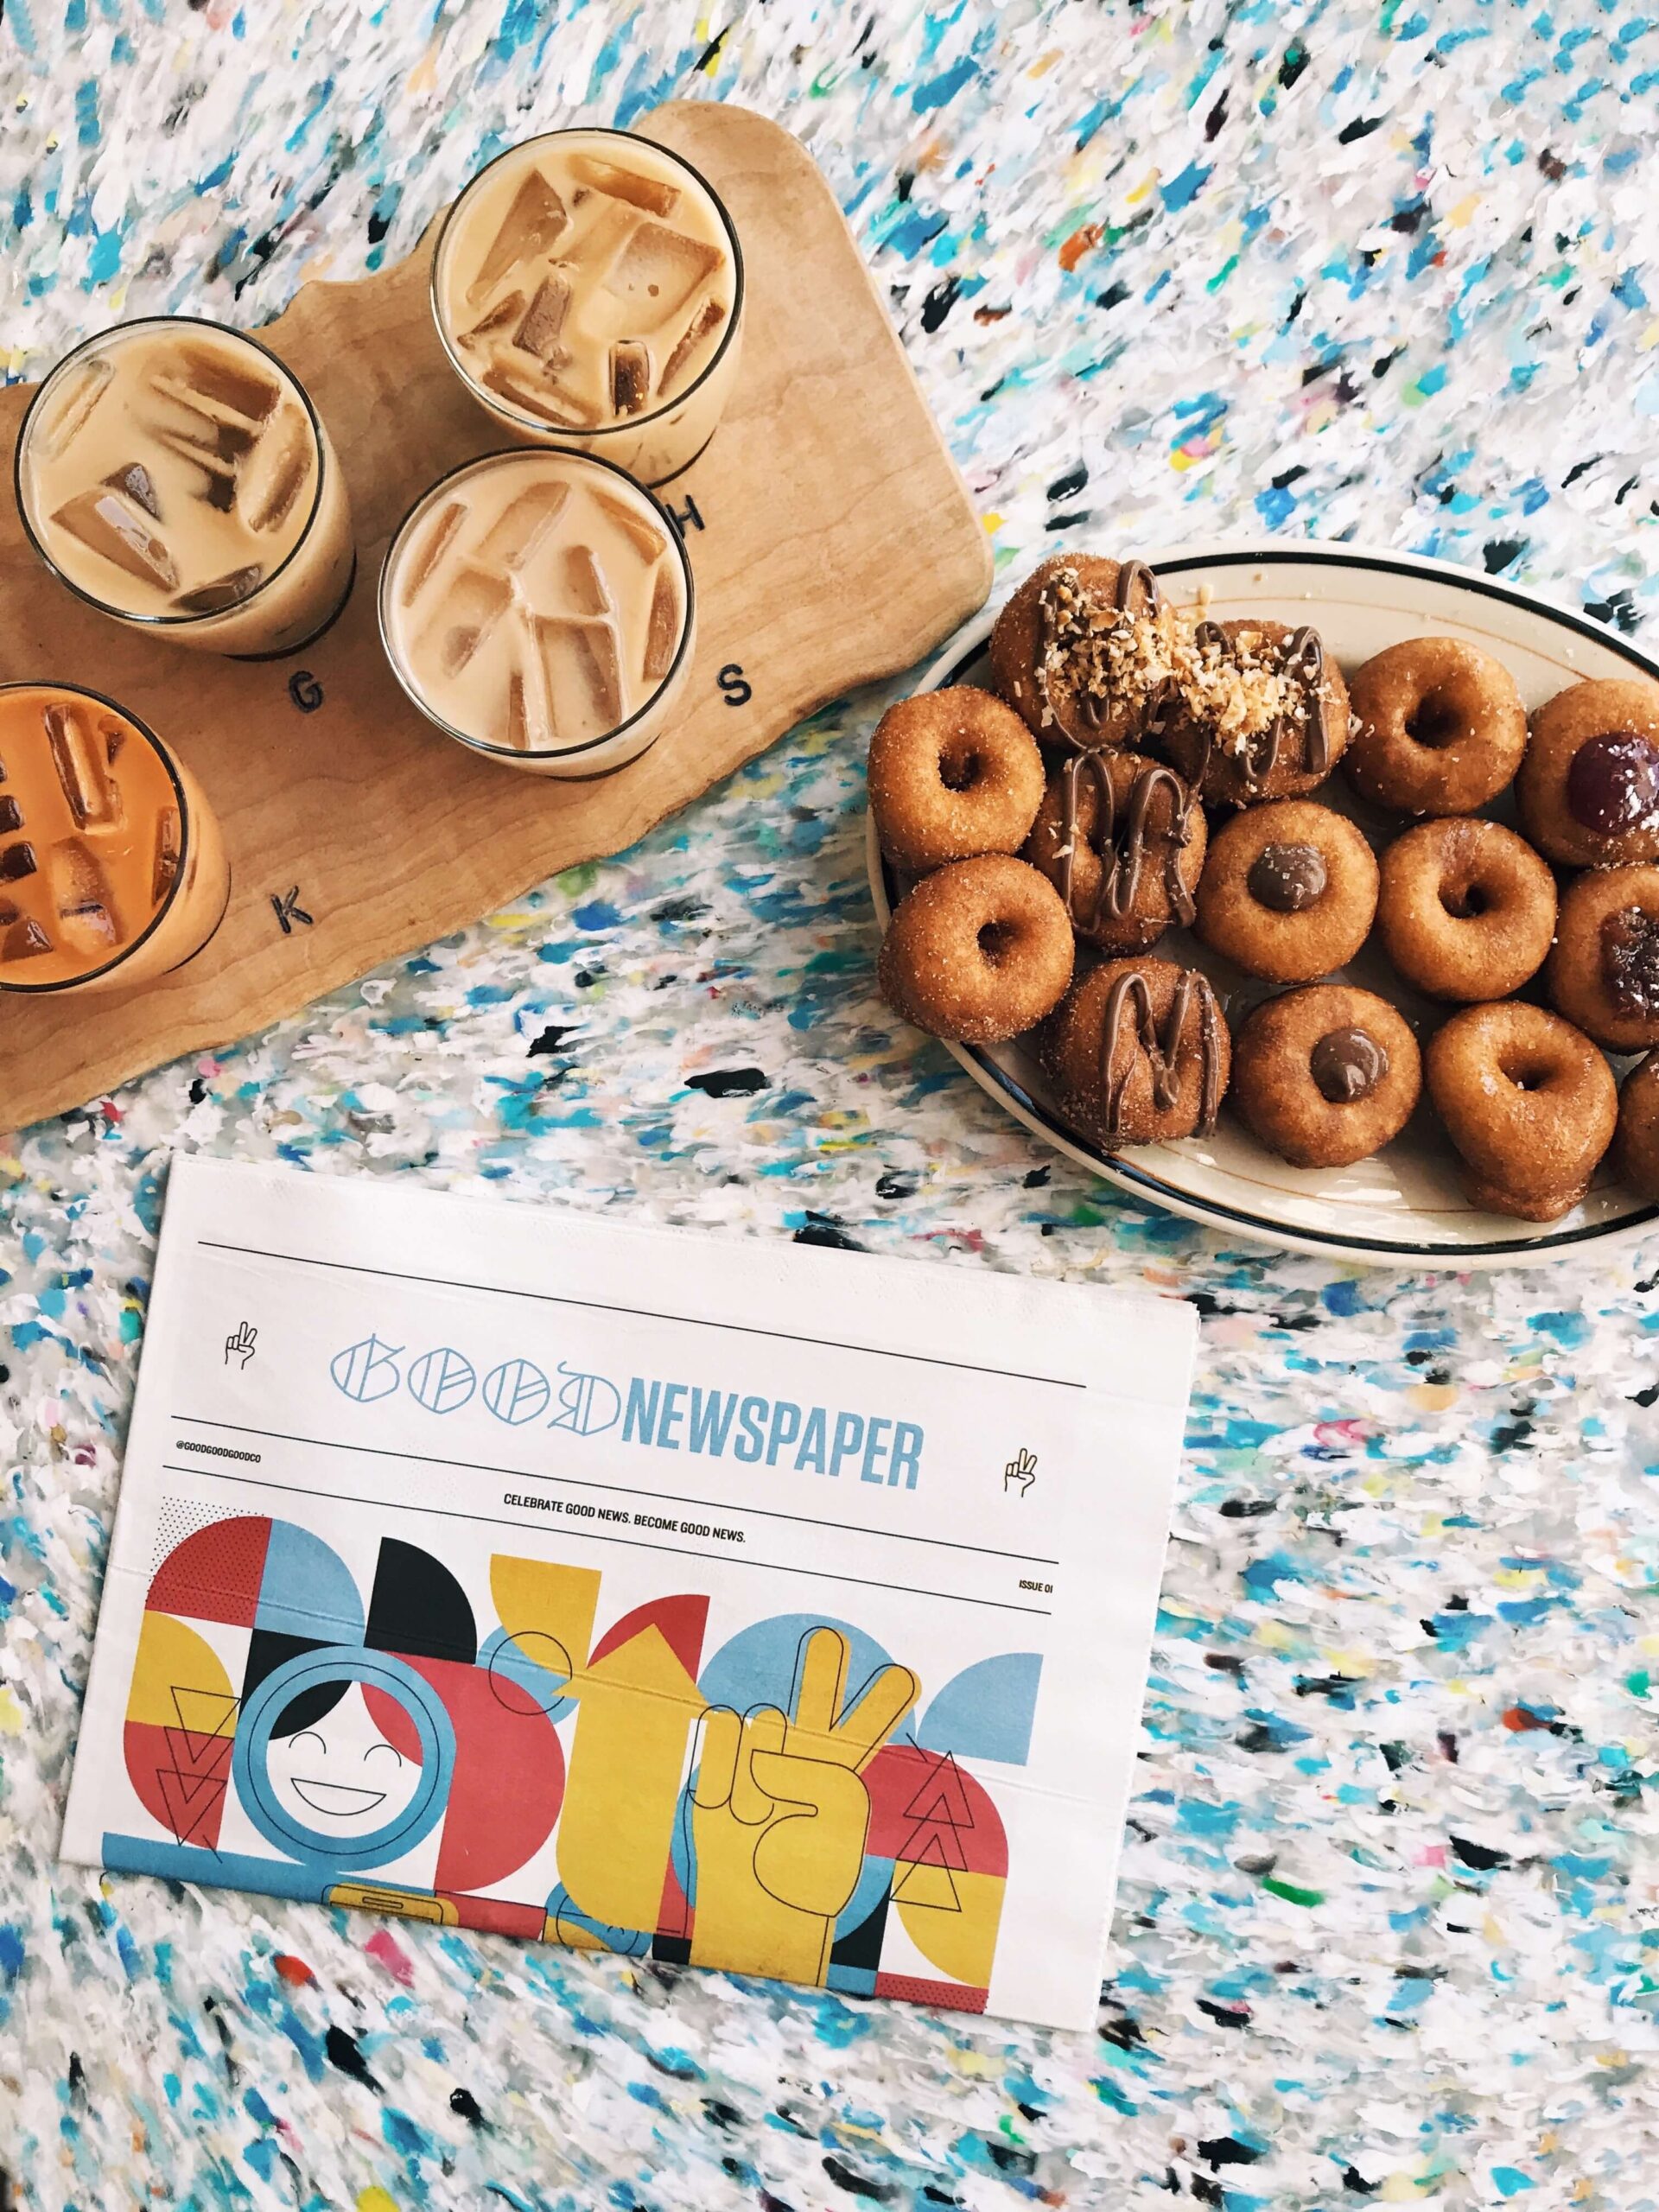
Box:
[432,128,743,486]
[16,319,354,657]
[379,448,694,778]
[0,683,230,995]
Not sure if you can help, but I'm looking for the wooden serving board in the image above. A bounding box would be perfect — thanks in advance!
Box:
[0,103,990,1131]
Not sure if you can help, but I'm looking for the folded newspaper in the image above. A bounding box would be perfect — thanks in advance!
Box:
[61,1159,1194,2030]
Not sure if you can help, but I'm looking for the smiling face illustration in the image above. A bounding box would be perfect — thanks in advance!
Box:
[262,1681,424,1840]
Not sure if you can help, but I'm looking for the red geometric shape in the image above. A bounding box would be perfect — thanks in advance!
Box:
[448,1894,548,1940]
[125,1718,228,1850]
[901,1751,973,1827]
[400,1656,565,1896]
[148,1516,271,1630]
[873,1971,988,2013]
[895,1822,969,1875]
[863,1745,1008,1878]
[591,1594,709,1683]
[656,1859,693,1943]
[162,1725,234,1786]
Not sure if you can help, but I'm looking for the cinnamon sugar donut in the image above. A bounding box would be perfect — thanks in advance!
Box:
[1231,985,1421,1169]
[988,553,1168,748]
[1195,799,1378,982]
[1546,863,1659,1050]
[1375,818,1556,1002]
[879,855,1073,1045]
[1426,1001,1617,1221]
[1040,957,1230,1147]
[1613,1052,1659,1199]
[868,686,1046,874]
[1023,753,1206,953]
[1516,677,1659,867]
[1160,618,1351,807]
[1344,638,1527,816]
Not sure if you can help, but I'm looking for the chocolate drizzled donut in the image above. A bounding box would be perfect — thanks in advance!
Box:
[1040,957,1230,1147]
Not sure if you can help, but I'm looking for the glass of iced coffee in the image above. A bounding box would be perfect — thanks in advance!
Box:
[16,318,355,658]
[0,683,231,995]
[431,128,743,487]
[378,448,694,779]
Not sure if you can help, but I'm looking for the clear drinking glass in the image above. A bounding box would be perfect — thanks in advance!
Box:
[0,681,231,995]
[430,127,744,488]
[378,446,696,779]
[16,316,355,658]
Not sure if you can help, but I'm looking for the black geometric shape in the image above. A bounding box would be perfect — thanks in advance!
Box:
[365,1536,478,1664]
[652,1932,692,1967]
[244,1628,344,1732]
[829,1896,889,1975]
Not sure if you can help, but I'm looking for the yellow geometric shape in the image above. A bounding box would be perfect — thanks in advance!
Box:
[894,1867,1004,1987]
[125,1611,232,1730]
[488,1555,601,1671]
[891,1858,960,1912]
[326,1884,456,1924]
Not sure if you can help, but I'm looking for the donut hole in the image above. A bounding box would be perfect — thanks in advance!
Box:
[1439,877,1492,920]
[976,918,1020,966]
[1405,688,1465,749]
[1500,1053,1555,1094]
[938,743,986,793]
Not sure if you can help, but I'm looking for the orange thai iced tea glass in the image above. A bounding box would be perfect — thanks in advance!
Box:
[378,447,695,779]
[0,683,230,995]
[16,317,355,658]
[430,127,744,487]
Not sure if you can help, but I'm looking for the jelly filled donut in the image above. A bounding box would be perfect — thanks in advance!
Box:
[988,553,1170,749]
[1195,799,1377,982]
[1613,1052,1659,1200]
[879,854,1073,1046]
[1375,818,1556,1003]
[1547,863,1659,1051]
[1023,752,1206,953]
[1040,957,1230,1147]
[1426,1001,1617,1221]
[1160,618,1351,808]
[1232,985,1422,1169]
[1344,638,1527,816]
[1516,677,1659,867]
[868,686,1046,874]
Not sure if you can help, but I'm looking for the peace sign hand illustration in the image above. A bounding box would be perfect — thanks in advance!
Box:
[1004,1446,1037,1494]
[225,1321,257,1369]
[690,1626,918,1986]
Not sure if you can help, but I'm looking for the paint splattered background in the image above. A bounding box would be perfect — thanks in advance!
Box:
[4,3,1659,2207]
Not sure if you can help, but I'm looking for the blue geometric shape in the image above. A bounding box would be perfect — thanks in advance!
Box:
[916,1652,1044,1767]
[254,1522,364,1643]
[825,1959,879,1997]
[480,1624,575,1723]
[232,1648,454,1868]
[407,1346,476,1414]
[483,1357,551,1427]
[549,1364,621,1436]
[835,1851,893,1942]
[330,1334,402,1402]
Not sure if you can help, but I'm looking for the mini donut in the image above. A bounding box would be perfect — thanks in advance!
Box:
[1231,985,1422,1169]
[879,855,1073,1045]
[868,686,1046,874]
[1516,677,1659,867]
[1375,818,1556,1002]
[1344,638,1527,815]
[1023,753,1206,953]
[1613,1052,1659,1199]
[1160,618,1351,807]
[988,552,1167,748]
[1040,957,1230,1147]
[1546,862,1659,1050]
[1194,799,1377,982]
[1426,1001,1617,1221]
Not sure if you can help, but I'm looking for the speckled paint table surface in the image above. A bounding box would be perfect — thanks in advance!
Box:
[3,3,1659,2208]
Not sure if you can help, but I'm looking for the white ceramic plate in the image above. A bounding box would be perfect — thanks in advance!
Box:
[866,539,1659,1268]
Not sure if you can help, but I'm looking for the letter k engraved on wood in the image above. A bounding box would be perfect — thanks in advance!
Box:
[690,1627,918,1986]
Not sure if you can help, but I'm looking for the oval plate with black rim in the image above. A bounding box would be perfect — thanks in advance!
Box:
[866,541,1659,1268]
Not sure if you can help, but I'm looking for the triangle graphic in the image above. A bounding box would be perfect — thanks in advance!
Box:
[897,1823,969,1874]
[892,1858,962,1912]
[169,1687,238,1740]
[901,1751,972,1828]
[163,1725,234,1780]
[157,1769,225,1844]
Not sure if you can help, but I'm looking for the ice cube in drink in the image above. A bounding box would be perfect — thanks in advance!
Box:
[433,127,743,485]
[0,683,230,995]
[18,318,355,656]
[380,448,693,779]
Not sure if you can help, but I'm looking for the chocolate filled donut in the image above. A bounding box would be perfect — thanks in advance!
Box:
[1547,862,1659,1050]
[1426,1001,1617,1221]
[868,685,1046,874]
[1159,617,1350,808]
[878,854,1073,1045]
[1613,1052,1659,1200]
[1344,638,1527,816]
[1516,677,1659,866]
[1040,957,1230,1147]
[1232,985,1422,1168]
[988,553,1171,749]
[1023,752,1206,953]
[1195,799,1378,982]
[1375,818,1556,1003]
